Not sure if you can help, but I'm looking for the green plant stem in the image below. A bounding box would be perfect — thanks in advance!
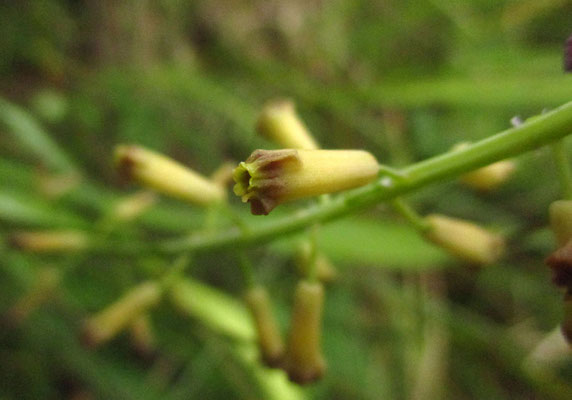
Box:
[83,101,572,255]
[550,139,572,200]
[238,252,256,288]
[391,198,430,232]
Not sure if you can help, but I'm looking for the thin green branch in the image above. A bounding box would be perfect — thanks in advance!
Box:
[391,198,430,232]
[550,139,572,200]
[86,100,572,255]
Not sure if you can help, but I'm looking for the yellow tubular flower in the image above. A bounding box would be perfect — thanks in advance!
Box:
[257,100,319,150]
[454,143,515,191]
[114,145,226,206]
[549,200,572,247]
[244,286,285,368]
[233,149,379,215]
[8,230,89,253]
[423,214,505,265]
[284,280,326,384]
[81,281,162,348]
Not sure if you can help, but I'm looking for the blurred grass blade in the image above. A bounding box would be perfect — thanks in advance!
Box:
[0,191,87,228]
[0,97,78,173]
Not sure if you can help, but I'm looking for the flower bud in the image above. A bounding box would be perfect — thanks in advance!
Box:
[81,281,162,348]
[295,241,337,283]
[549,200,572,247]
[244,286,285,367]
[284,281,326,384]
[256,100,319,150]
[114,144,226,206]
[5,266,61,324]
[545,239,572,292]
[111,191,157,222]
[423,214,505,265]
[130,314,157,358]
[233,149,379,215]
[454,143,515,191]
[8,230,89,253]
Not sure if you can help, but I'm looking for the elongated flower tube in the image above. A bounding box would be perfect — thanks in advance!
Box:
[115,144,226,206]
[233,149,379,215]
[257,100,319,150]
[423,214,505,265]
[549,200,572,247]
[454,143,515,191]
[284,280,326,384]
[244,286,285,367]
[130,314,157,358]
[8,230,89,253]
[81,281,162,348]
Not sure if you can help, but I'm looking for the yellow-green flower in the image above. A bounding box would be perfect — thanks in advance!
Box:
[233,149,379,215]
[423,214,505,265]
[115,144,226,206]
[257,99,319,150]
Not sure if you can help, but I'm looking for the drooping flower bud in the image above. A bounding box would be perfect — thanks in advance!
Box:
[114,144,226,206]
[5,266,61,325]
[545,239,572,292]
[453,143,515,191]
[111,191,157,222]
[284,281,326,384]
[423,214,505,265]
[256,100,319,150]
[233,149,379,215]
[244,286,285,367]
[549,200,572,247]
[129,314,157,358]
[295,241,337,283]
[8,230,89,253]
[81,281,162,348]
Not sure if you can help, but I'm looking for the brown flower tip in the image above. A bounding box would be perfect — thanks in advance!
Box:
[565,34,572,73]
[546,239,572,291]
[233,149,301,215]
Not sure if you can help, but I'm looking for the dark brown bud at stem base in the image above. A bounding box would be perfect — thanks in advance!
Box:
[546,239,572,292]
[244,286,285,368]
[562,292,572,346]
[284,281,326,384]
[565,34,572,73]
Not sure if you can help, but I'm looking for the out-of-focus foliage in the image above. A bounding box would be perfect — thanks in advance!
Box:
[1,0,572,399]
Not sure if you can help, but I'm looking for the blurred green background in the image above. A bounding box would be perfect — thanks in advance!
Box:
[1,0,572,399]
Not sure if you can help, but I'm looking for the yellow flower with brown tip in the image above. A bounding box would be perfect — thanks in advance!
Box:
[549,200,572,247]
[233,149,379,215]
[115,144,226,206]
